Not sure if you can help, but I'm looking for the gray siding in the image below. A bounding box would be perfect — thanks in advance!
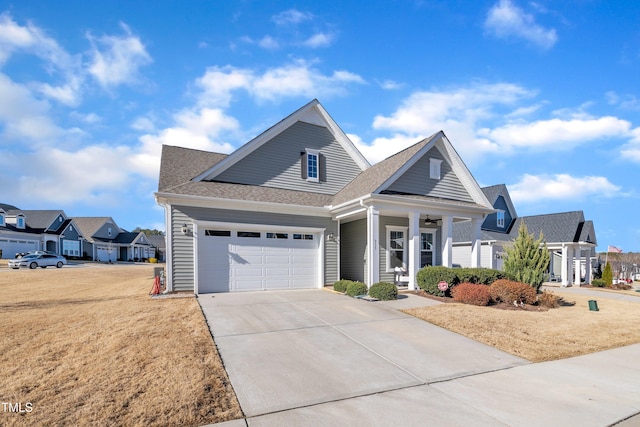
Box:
[93,222,119,240]
[49,214,66,232]
[386,147,473,203]
[170,205,338,291]
[215,121,361,195]
[339,219,366,282]
[483,195,513,233]
[171,208,195,292]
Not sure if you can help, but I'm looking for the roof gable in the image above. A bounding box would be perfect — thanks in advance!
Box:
[371,132,490,207]
[73,217,121,242]
[193,99,370,183]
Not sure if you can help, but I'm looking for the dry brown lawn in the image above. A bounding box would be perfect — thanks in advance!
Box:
[404,291,640,362]
[0,263,242,426]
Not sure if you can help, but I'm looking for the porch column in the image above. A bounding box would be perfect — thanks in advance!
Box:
[567,246,574,287]
[471,218,482,268]
[441,215,453,267]
[561,245,569,287]
[574,246,581,286]
[408,211,420,291]
[585,252,593,284]
[366,206,380,287]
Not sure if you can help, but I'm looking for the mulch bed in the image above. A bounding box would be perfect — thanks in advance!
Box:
[406,289,549,311]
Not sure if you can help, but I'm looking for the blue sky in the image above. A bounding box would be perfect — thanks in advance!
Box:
[1,1,639,252]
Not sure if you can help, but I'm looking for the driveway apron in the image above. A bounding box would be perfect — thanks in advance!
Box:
[198,290,526,419]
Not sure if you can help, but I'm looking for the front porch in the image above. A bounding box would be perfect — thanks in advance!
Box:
[335,196,490,290]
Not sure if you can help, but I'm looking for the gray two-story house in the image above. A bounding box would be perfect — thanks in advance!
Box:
[156,100,495,293]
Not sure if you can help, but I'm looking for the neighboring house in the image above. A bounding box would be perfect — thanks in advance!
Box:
[73,217,154,262]
[156,99,495,293]
[452,184,597,287]
[0,204,84,258]
[147,234,166,262]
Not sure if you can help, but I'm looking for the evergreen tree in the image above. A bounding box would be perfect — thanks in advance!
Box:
[602,262,613,286]
[503,222,551,291]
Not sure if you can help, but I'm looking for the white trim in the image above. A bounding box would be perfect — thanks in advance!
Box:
[429,158,443,180]
[386,225,408,273]
[155,192,331,217]
[306,148,320,182]
[163,202,173,292]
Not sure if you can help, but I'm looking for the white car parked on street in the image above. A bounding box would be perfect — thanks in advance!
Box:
[9,254,67,269]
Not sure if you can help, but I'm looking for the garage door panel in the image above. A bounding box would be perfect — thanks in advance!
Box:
[198,229,319,293]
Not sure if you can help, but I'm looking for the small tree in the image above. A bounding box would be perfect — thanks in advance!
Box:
[503,222,550,292]
[602,262,613,286]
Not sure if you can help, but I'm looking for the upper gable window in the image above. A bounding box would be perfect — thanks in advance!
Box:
[0,212,4,227]
[306,149,319,182]
[301,149,324,183]
[497,210,505,228]
[429,158,443,180]
[17,216,25,229]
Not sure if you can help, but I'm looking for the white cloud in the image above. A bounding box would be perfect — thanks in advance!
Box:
[258,35,279,50]
[301,32,334,48]
[484,0,557,49]
[271,9,313,26]
[0,73,64,143]
[479,116,632,151]
[620,127,640,163]
[0,13,83,105]
[0,145,133,205]
[87,23,152,88]
[508,174,621,203]
[196,65,254,108]
[349,133,423,164]
[197,61,365,106]
[606,91,640,111]
[377,79,404,90]
[368,83,534,160]
[133,108,238,179]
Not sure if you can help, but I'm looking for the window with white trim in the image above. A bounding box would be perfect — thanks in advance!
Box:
[429,158,442,180]
[0,212,4,227]
[386,226,407,271]
[306,149,319,182]
[17,217,25,229]
[420,230,435,268]
[497,210,505,228]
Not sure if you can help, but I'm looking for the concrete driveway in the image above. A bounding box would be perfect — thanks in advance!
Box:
[199,290,640,426]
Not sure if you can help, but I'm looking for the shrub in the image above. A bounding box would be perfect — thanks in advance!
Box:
[416,266,460,296]
[503,222,550,292]
[489,279,537,305]
[416,266,505,296]
[537,290,560,308]
[602,262,613,286]
[457,268,506,285]
[369,282,398,300]
[346,281,368,297]
[591,278,606,288]
[333,279,352,293]
[612,283,632,291]
[451,282,490,306]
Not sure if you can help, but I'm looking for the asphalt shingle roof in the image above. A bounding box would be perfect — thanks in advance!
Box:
[453,210,596,245]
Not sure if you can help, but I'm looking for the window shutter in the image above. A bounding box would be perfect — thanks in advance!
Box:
[300,152,308,179]
[319,153,327,182]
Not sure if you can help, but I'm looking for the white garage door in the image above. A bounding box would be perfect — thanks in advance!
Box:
[198,228,319,293]
[0,239,39,258]
[96,246,117,263]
